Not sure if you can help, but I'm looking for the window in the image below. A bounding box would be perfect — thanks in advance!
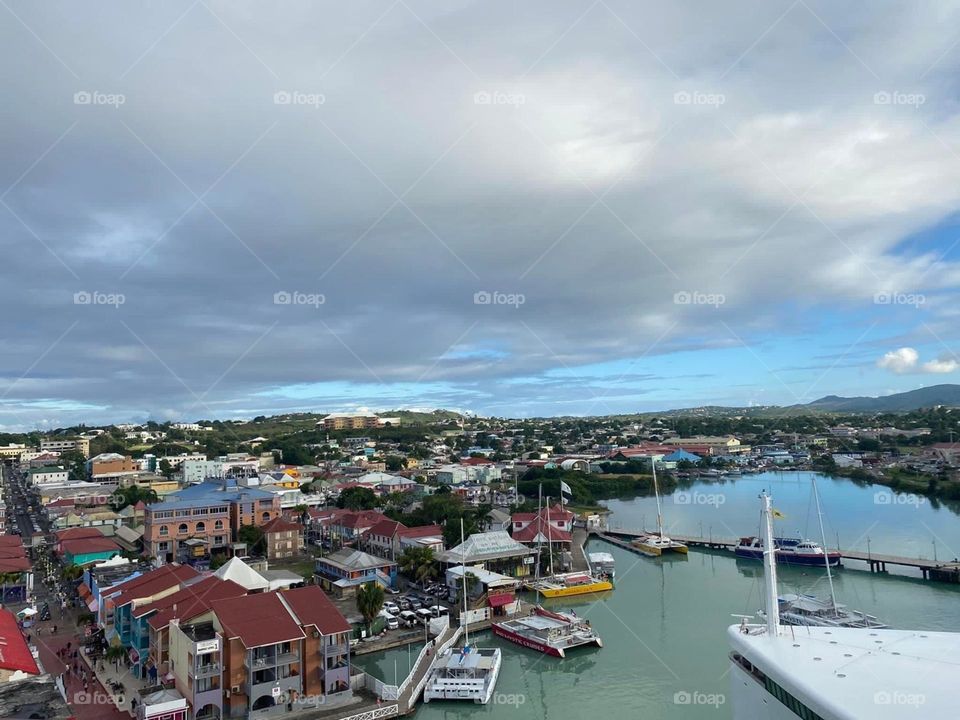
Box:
[159,526,169,536]
[214,520,223,530]
[196,522,205,533]
[262,512,270,522]
[178,523,188,534]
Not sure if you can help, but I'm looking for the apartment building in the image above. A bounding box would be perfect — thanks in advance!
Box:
[40,437,90,457]
[25,466,69,486]
[260,516,303,560]
[319,412,382,430]
[0,443,27,459]
[211,586,352,717]
[143,479,281,565]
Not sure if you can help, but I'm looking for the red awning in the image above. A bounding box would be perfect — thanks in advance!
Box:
[488,593,514,608]
[77,583,92,600]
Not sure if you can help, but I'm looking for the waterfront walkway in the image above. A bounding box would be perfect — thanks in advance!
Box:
[596,529,960,582]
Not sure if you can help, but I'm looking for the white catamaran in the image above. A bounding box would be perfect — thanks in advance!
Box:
[728,492,958,720]
[632,461,688,556]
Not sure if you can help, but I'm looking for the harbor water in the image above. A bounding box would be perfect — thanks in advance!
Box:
[354,472,960,718]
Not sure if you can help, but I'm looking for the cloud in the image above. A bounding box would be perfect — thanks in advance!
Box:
[877,347,920,374]
[877,347,958,374]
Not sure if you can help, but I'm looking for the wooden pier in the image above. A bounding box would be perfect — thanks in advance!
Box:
[594,529,960,583]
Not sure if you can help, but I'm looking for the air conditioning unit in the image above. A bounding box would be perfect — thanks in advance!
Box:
[231,685,241,694]
[312,630,320,638]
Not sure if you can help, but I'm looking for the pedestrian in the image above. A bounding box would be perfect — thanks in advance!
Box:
[52,624,56,634]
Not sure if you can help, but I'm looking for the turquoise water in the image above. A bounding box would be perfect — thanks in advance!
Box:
[355,473,960,718]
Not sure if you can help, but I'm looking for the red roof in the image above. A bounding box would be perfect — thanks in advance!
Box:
[364,519,405,539]
[61,537,120,557]
[512,517,572,543]
[460,457,493,466]
[0,609,39,675]
[261,516,302,535]
[279,585,351,636]
[0,535,24,547]
[108,563,200,607]
[0,557,32,573]
[212,592,306,648]
[488,593,514,608]
[55,527,104,541]
[145,576,248,628]
[397,524,442,539]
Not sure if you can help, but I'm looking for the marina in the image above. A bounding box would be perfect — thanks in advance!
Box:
[356,472,960,718]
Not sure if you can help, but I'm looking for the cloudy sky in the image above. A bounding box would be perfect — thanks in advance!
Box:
[3,1,960,429]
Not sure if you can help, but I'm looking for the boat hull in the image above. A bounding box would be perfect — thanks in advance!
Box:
[491,622,567,657]
[534,580,613,597]
[734,548,842,567]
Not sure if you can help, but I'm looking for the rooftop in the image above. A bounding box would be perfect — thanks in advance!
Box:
[0,609,39,675]
[212,591,306,649]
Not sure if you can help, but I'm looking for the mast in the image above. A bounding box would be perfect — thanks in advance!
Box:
[652,460,663,538]
[811,477,838,615]
[761,492,781,635]
[461,517,469,646]
[546,497,554,577]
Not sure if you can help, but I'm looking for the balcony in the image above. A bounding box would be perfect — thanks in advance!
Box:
[245,650,299,669]
[191,662,221,679]
[322,643,349,656]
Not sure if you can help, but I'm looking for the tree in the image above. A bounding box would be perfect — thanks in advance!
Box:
[110,486,158,511]
[399,547,437,586]
[355,582,385,633]
[337,487,378,510]
[59,450,88,482]
[385,456,405,472]
[238,524,265,554]
[158,459,174,479]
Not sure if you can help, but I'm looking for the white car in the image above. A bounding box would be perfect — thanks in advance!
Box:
[383,602,400,615]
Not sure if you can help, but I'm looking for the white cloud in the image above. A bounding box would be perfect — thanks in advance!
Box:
[877,347,919,374]
[877,347,958,374]
[920,358,959,374]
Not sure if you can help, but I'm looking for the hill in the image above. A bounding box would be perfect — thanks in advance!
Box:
[800,384,960,412]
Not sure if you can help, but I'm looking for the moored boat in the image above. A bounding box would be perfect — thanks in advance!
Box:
[526,571,613,597]
[632,461,688,557]
[491,605,602,658]
[734,536,841,566]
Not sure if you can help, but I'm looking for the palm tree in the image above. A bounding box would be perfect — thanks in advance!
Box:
[398,547,437,587]
[105,644,127,671]
[355,582,385,634]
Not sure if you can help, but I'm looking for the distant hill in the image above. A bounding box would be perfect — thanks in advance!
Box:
[800,384,960,413]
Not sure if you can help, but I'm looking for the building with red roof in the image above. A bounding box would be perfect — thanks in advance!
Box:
[210,586,351,715]
[511,503,575,550]
[260,516,303,560]
[59,536,120,566]
[0,609,39,680]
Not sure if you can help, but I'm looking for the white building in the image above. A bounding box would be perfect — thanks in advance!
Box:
[434,464,502,485]
[26,466,70,486]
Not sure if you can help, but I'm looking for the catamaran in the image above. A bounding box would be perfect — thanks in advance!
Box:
[491,605,602,657]
[525,491,613,597]
[632,462,688,556]
[423,520,502,704]
[727,492,954,720]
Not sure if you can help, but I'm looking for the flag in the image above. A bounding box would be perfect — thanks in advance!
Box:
[560,480,572,504]
[772,508,785,519]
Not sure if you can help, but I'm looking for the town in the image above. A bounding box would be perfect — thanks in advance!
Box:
[0,404,958,719]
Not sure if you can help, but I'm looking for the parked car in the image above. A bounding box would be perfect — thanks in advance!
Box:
[429,605,449,618]
[384,615,399,630]
[415,608,434,625]
[383,602,400,615]
[398,598,412,611]
[399,610,418,627]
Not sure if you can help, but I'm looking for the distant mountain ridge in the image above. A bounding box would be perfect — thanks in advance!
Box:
[800,384,960,412]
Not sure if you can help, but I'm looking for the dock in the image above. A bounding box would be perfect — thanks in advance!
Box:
[593,528,960,583]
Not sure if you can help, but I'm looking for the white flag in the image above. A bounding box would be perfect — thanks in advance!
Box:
[560,480,572,496]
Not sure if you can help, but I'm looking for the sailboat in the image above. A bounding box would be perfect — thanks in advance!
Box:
[767,478,887,629]
[525,489,613,597]
[423,520,502,704]
[632,461,688,556]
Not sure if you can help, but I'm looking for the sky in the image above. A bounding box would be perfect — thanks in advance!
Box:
[3,1,960,429]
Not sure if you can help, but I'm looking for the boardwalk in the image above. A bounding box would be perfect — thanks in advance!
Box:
[596,529,960,583]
